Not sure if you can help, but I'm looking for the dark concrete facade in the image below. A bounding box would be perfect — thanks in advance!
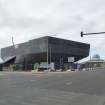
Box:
[1,36,90,70]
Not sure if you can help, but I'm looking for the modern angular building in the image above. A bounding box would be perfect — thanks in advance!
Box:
[1,36,90,71]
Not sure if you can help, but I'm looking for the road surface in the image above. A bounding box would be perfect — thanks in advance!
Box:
[0,70,105,105]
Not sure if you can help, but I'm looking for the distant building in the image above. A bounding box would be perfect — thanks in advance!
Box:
[1,36,90,71]
[79,54,105,70]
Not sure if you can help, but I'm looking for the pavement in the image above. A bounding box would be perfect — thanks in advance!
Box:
[0,70,105,105]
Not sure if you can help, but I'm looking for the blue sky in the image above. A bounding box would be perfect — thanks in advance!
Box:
[0,0,105,59]
[91,48,105,59]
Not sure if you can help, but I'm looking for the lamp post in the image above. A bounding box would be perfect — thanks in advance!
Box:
[47,34,57,71]
[12,36,15,47]
[47,40,49,71]
[50,47,51,64]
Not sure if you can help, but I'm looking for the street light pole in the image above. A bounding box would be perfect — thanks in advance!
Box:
[12,36,15,47]
[47,34,57,71]
[47,39,49,71]
[50,47,51,64]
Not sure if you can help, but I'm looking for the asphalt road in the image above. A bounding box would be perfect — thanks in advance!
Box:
[0,70,105,105]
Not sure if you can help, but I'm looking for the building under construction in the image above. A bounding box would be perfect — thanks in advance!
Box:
[1,36,90,71]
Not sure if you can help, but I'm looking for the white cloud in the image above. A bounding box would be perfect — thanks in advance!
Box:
[0,0,105,58]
